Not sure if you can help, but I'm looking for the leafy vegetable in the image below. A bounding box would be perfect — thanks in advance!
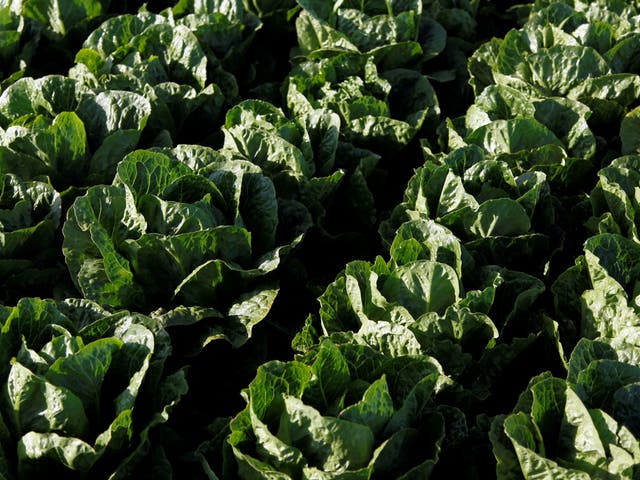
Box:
[224,338,449,479]
[287,52,440,151]
[0,297,185,478]
[0,173,63,302]
[381,145,557,274]
[0,75,151,187]
[63,147,310,353]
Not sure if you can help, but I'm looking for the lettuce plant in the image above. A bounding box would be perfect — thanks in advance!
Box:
[0,6,24,83]
[294,0,479,71]
[295,0,429,70]
[62,147,310,353]
[467,0,640,157]
[491,369,640,480]
[381,145,556,274]
[0,297,186,478]
[0,0,149,82]
[221,99,380,234]
[68,1,267,144]
[492,288,640,480]
[69,10,239,145]
[589,155,640,241]
[438,82,601,195]
[552,231,640,363]
[0,75,151,187]
[308,216,563,419]
[292,0,479,116]
[287,53,439,151]
[0,173,62,302]
[71,11,228,91]
[223,338,450,479]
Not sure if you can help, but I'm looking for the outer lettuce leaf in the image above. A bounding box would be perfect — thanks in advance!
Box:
[466,118,564,155]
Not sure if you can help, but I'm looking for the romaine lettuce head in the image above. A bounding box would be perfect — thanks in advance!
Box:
[294,0,478,73]
[287,53,439,151]
[295,0,425,70]
[468,0,640,153]
[0,75,151,187]
[527,0,640,50]
[381,145,556,274]
[221,99,382,236]
[70,6,258,96]
[0,0,122,82]
[492,358,640,480]
[68,6,262,145]
[491,374,640,479]
[71,12,207,89]
[440,87,598,194]
[589,155,640,242]
[579,233,640,339]
[0,297,185,478]
[462,85,598,162]
[0,6,26,82]
[62,147,311,353]
[0,75,87,127]
[6,0,110,41]
[222,338,451,479]
[310,218,557,415]
[0,173,63,302]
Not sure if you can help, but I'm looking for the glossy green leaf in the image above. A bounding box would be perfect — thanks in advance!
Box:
[277,396,374,472]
